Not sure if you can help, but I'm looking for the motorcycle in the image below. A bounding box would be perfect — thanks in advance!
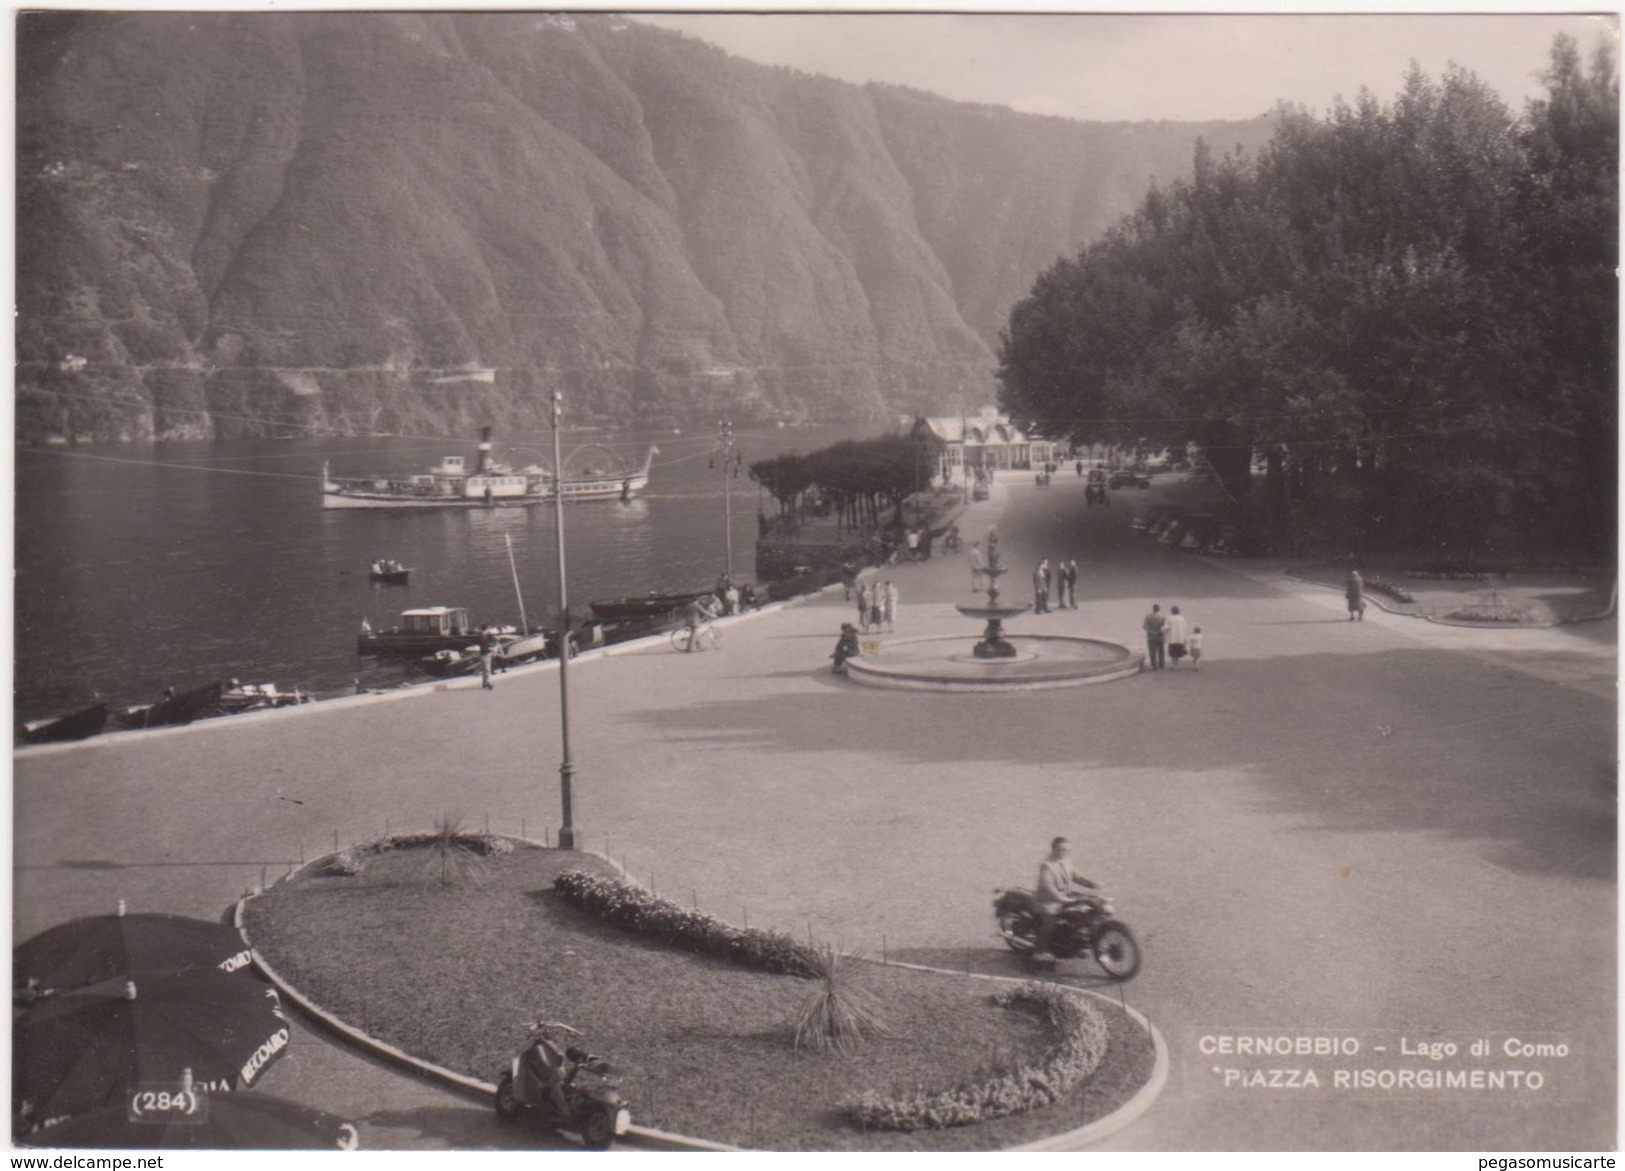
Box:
[494,1022,632,1149]
[992,883,1141,980]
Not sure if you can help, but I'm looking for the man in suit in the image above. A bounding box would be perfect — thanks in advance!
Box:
[1032,836,1093,962]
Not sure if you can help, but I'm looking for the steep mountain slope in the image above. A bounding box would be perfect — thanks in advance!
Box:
[15,11,1272,440]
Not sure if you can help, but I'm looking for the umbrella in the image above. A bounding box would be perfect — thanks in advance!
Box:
[15,910,254,995]
[22,1089,359,1150]
[15,968,291,1128]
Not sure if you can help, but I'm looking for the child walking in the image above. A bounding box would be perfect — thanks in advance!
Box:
[1189,626,1203,671]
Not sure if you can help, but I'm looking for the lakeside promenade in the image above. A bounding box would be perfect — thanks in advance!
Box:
[13,472,1616,1151]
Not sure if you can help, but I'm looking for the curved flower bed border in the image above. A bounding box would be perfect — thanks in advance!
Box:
[554,869,818,976]
[322,829,514,876]
[842,980,1110,1132]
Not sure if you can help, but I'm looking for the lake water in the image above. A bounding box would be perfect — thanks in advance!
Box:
[13,424,863,724]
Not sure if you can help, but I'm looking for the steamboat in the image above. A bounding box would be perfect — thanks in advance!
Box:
[322,429,656,509]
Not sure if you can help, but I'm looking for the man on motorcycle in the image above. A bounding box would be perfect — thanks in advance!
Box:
[1032,836,1094,963]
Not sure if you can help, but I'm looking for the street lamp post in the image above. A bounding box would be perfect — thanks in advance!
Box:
[551,389,578,851]
[719,419,736,582]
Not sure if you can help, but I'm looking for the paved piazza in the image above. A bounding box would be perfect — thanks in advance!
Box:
[14,473,1616,1151]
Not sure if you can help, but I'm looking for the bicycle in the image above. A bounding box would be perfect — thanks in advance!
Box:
[670,623,723,653]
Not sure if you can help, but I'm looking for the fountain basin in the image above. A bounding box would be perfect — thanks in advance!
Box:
[845,634,1143,692]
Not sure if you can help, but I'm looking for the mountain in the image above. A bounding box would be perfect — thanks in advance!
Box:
[15,11,1273,441]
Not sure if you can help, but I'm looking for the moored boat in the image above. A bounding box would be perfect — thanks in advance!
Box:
[219,681,312,713]
[498,630,553,667]
[19,702,109,745]
[421,647,484,678]
[113,682,225,730]
[360,607,519,657]
[587,590,708,624]
[323,429,657,509]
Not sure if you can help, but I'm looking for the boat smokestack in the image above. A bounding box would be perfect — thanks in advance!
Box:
[477,427,494,474]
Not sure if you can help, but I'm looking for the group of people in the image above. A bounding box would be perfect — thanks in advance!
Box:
[1031,559,1080,613]
[856,579,900,633]
[1141,603,1202,670]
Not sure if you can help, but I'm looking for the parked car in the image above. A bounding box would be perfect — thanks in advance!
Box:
[1158,513,1196,545]
[1203,524,1242,556]
[1109,471,1151,490]
[1133,506,1173,535]
[1178,515,1222,551]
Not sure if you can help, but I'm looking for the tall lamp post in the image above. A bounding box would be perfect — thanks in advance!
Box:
[551,388,578,850]
[717,418,737,582]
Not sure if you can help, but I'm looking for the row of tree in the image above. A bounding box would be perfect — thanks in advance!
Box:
[750,435,935,531]
[998,35,1616,558]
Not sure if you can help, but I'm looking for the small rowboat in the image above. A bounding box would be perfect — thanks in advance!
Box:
[369,560,411,584]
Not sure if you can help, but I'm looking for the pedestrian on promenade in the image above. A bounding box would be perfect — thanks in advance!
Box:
[1346,569,1366,621]
[841,561,858,601]
[882,580,898,632]
[857,581,872,632]
[869,582,886,631]
[1166,605,1189,668]
[478,628,497,689]
[1033,561,1050,614]
[906,527,921,561]
[1189,626,1203,671]
[1143,603,1167,670]
[970,542,986,591]
[1062,559,1079,609]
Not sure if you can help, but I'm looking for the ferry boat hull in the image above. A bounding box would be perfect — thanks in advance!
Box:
[323,432,656,509]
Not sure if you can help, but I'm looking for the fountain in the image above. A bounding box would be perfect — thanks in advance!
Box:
[842,531,1144,692]
[957,537,1028,658]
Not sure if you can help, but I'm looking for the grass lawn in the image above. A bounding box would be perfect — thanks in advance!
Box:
[243,843,1157,1151]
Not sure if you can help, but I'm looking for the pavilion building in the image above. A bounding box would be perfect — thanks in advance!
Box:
[906,406,1060,478]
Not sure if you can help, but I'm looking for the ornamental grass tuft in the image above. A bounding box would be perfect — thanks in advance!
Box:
[793,942,891,1055]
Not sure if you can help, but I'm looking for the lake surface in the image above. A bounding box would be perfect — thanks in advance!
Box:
[13,424,863,723]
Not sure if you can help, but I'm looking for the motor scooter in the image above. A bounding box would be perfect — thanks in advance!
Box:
[494,1021,632,1149]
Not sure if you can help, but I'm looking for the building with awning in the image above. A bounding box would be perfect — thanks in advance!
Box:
[907,407,1060,475]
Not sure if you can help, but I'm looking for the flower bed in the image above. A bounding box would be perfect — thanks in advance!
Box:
[844,981,1110,1131]
[243,845,1160,1150]
[321,828,513,876]
[553,869,818,976]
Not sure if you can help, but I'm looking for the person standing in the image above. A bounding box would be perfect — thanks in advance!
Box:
[857,581,872,633]
[1143,603,1167,670]
[869,581,886,632]
[478,628,497,689]
[841,561,858,601]
[1062,560,1079,609]
[1166,605,1189,668]
[1189,626,1204,671]
[1345,569,1366,621]
[1032,561,1048,613]
[882,579,899,632]
[969,541,987,591]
